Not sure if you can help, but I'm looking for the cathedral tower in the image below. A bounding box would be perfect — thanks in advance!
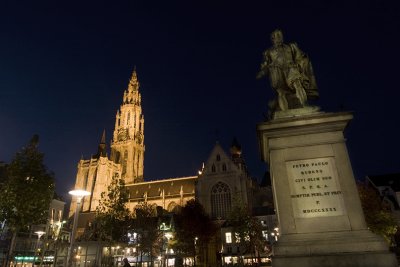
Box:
[69,70,145,218]
[110,70,145,184]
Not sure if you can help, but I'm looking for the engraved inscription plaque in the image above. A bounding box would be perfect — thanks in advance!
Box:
[286,157,345,218]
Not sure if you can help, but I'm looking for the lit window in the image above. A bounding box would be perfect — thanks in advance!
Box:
[244,234,250,242]
[225,232,232,244]
[262,230,268,241]
[235,233,240,243]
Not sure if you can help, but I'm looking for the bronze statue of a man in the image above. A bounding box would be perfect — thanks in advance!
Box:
[257,30,318,112]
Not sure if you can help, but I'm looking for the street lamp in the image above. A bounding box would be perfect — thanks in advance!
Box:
[194,237,198,267]
[66,189,90,267]
[34,231,45,267]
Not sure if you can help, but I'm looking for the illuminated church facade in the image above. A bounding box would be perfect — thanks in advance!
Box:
[69,71,268,223]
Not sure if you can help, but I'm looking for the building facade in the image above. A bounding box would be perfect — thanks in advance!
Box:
[197,140,254,220]
[67,71,275,267]
[69,71,197,219]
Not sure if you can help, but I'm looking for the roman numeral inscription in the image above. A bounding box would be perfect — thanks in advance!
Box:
[286,157,346,218]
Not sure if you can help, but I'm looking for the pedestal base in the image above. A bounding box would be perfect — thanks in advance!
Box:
[272,230,397,267]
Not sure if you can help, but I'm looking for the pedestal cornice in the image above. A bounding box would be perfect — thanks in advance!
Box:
[257,112,353,162]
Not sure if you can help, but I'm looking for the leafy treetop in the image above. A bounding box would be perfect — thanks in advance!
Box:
[0,135,55,232]
[358,182,397,245]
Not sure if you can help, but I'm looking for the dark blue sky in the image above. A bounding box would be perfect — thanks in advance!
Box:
[1,1,399,200]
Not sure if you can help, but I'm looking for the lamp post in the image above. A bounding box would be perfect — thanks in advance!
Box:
[193,237,198,267]
[66,189,90,267]
[34,231,45,267]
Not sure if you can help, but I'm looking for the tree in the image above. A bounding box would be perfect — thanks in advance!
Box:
[0,135,55,266]
[227,195,264,266]
[358,182,397,245]
[173,200,216,267]
[132,201,162,267]
[82,173,131,242]
[0,162,7,189]
[79,173,131,267]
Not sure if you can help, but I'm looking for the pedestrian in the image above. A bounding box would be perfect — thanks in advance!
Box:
[122,258,130,267]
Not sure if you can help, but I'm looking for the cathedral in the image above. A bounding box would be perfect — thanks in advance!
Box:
[69,70,270,226]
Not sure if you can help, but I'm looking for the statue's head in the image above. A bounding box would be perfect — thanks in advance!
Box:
[271,29,283,46]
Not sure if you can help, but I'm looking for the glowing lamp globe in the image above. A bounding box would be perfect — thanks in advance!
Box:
[68,189,91,198]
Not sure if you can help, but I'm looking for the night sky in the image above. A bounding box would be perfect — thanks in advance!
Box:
[1,1,400,201]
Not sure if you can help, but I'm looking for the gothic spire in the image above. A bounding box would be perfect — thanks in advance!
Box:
[100,129,106,144]
[112,70,145,183]
[128,69,139,92]
[94,130,107,158]
[123,69,141,105]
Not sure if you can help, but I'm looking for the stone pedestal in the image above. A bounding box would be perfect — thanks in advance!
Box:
[257,111,397,267]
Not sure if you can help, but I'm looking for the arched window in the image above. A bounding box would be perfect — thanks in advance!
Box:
[211,182,231,219]
[127,112,131,125]
[216,154,221,161]
[222,163,227,171]
[211,164,216,173]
